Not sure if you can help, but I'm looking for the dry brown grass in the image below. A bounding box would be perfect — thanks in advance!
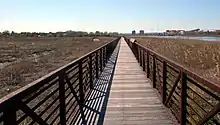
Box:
[0,36,115,97]
[135,37,220,84]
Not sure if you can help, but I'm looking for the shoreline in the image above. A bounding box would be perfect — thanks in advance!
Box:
[131,35,220,42]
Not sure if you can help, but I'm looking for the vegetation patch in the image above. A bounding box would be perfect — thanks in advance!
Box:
[135,37,220,84]
[0,36,115,97]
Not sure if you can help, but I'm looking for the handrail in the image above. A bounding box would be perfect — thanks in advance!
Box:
[0,37,120,125]
[135,42,220,93]
[124,37,220,125]
[0,38,117,104]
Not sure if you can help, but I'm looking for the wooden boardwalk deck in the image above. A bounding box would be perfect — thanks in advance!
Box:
[103,38,175,125]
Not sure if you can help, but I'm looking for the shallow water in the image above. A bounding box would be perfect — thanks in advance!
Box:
[133,36,220,42]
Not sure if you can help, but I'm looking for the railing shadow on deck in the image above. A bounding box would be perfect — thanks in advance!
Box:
[70,46,119,125]
[124,37,220,125]
[0,37,120,125]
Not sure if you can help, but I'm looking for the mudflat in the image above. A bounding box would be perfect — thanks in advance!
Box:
[0,36,115,97]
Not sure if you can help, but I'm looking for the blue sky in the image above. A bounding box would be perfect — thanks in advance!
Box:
[0,0,220,33]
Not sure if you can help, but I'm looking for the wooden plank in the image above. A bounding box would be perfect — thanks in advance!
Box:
[104,37,175,125]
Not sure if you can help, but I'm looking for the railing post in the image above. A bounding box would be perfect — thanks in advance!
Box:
[3,107,16,125]
[89,55,93,89]
[133,43,138,60]
[131,43,134,56]
[142,50,145,71]
[59,71,66,125]
[106,45,109,60]
[152,55,156,88]
[140,49,142,67]
[131,43,135,57]
[180,71,187,125]
[106,44,109,62]
[139,48,142,66]
[146,51,150,78]
[162,61,167,104]
[79,61,85,104]
[107,45,110,60]
[96,51,99,78]
[104,47,107,66]
[100,49,103,72]
[137,46,140,63]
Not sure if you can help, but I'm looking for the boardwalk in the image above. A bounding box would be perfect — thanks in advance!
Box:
[104,38,175,125]
[0,37,219,125]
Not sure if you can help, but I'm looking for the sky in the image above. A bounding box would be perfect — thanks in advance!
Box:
[0,0,220,33]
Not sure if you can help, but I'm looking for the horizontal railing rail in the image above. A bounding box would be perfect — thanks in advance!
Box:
[0,37,120,125]
[124,37,220,125]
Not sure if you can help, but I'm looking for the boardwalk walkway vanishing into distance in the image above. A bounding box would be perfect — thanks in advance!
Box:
[0,37,219,125]
[104,37,175,125]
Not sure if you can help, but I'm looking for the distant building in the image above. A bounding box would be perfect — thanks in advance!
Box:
[132,30,136,35]
[166,30,185,35]
[179,30,185,35]
[140,30,144,35]
[189,29,200,32]
[47,33,53,37]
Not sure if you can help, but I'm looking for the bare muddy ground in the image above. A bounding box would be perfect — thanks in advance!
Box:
[0,36,115,97]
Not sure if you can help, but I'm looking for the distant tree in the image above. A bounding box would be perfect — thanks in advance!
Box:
[89,32,95,37]
[108,32,119,37]
[100,32,104,36]
[20,32,27,36]
[3,30,10,37]
[31,32,35,36]
[113,32,119,36]
[10,31,19,37]
[11,31,15,36]
[80,32,88,37]
[104,32,108,36]
[95,31,100,36]
[26,32,32,37]
[39,32,46,36]
[52,33,57,37]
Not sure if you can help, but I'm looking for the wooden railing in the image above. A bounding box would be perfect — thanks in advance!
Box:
[0,37,120,125]
[124,37,220,125]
